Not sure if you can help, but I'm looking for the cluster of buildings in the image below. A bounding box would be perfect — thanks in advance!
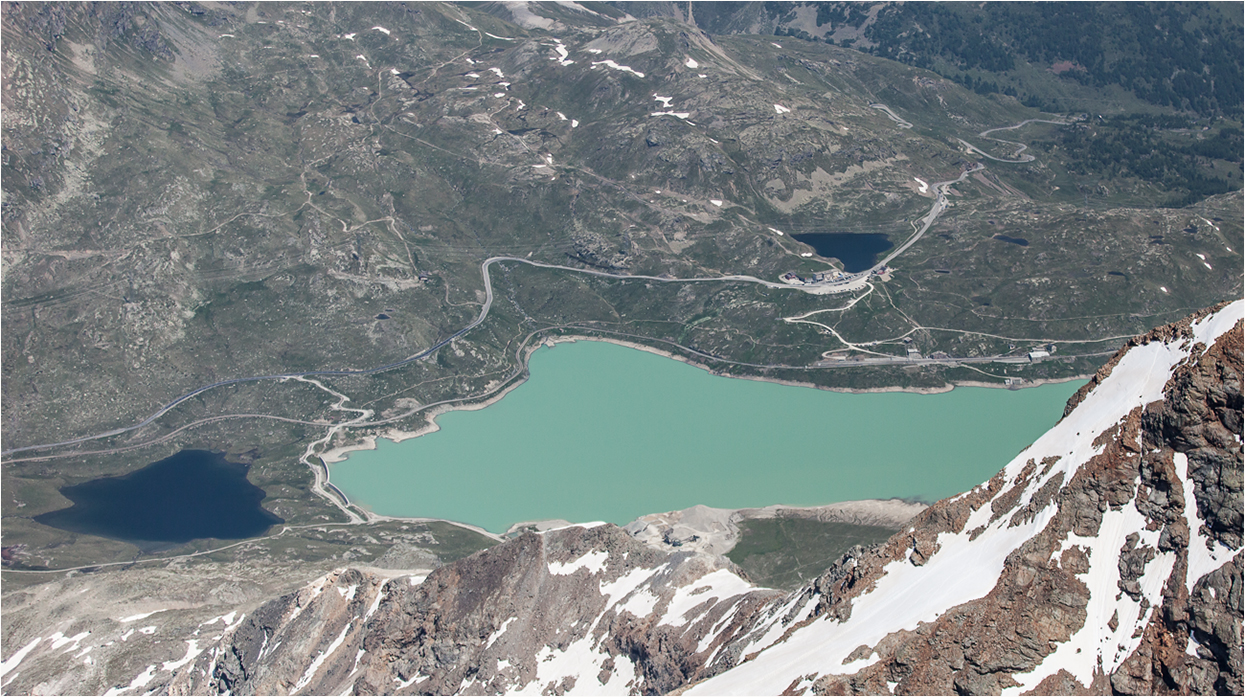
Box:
[780,266,891,288]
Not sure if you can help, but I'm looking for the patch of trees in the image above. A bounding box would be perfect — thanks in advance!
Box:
[1053,115,1242,206]
[862,2,1242,117]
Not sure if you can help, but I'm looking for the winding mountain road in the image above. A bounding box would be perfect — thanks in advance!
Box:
[4,108,1079,531]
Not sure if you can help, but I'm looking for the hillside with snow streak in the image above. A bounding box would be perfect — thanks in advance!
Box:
[689,298,1243,695]
[83,301,1240,696]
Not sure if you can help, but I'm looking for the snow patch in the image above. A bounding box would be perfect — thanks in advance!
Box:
[49,631,90,653]
[1176,452,1237,591]
[489,67,505,78]
[709,199,723,207]
[551,42,574,66]
[485,617,517,649]
[549,549,609,576]
[120,610,162,623]
[365,579,390,620]
[161,640,202,672]
[295,622,352,691]
[774,104,791,114]
[592,60,644,78]
[1009,502,1176,692]
[650,111,691,119]
[685,57,699,68]
[658,570,752,627]
[1,638,41,678]
[617,588,659,618]
[371,26,390,35]
[104,664,157,696]
[914,178,928,194]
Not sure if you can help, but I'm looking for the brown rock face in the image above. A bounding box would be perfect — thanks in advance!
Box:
[802,316,1242,696]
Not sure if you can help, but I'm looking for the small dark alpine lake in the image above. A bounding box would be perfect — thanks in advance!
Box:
[35,450,282,545]
[790,233,893,272]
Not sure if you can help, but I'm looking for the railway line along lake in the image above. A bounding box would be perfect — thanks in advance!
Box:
[330,340,1083,533]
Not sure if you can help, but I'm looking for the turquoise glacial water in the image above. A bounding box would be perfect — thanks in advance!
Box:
[330,340,1083,532]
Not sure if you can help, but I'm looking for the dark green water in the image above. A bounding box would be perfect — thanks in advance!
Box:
[36,450,283,545]
[331,341,1082,532]
[790,233,893,272]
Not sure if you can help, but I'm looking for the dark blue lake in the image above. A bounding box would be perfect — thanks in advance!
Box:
[790,233,893,272]
[35,450,282,545]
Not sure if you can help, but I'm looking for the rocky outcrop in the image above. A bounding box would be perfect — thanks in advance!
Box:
[168,525,791,696]
[688,300,1243,696]
[152,302,1245,695]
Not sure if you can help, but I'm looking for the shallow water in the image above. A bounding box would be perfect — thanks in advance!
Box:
[332,341,1083,532]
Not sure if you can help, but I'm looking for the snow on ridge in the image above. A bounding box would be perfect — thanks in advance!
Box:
[650,111,690,120]
[690,301,1243,694]
[538,521,607,533]
[1006,501,1177,694]
[364,579,391,620]
[549,549,609,576]
[657,570,753,627]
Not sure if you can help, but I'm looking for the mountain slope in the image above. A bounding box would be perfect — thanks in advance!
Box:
[8,301,1231,696]
[688,298,1243,694]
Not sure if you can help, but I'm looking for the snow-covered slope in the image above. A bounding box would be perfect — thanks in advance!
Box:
[688,298,1243,695]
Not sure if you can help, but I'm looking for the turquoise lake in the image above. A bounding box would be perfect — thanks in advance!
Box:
[330,340,1084,532]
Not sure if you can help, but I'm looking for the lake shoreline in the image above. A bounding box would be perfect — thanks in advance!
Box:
[324,336,1088,533]
[322,334,1088,469]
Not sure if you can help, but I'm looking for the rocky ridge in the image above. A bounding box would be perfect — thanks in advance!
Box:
[83,301,1237,696]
